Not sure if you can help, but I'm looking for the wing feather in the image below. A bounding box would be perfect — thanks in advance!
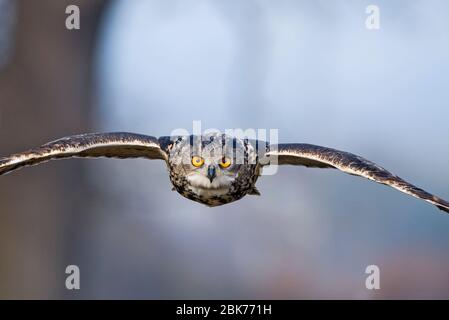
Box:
[265,143,449,214]
[0,132,167,176]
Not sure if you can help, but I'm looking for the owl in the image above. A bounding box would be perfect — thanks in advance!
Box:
[0,131,448,213]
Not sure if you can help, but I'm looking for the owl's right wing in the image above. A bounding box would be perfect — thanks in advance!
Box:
[0,132,169,176]
[262,143,449,214]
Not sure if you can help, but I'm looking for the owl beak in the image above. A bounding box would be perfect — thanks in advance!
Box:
[207,165,216,183]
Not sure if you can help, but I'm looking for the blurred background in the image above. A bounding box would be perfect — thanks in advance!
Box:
[0,0,449,299]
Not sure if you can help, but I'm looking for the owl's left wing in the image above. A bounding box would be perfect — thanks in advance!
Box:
[0,132,168,176]
[263,143,449,213]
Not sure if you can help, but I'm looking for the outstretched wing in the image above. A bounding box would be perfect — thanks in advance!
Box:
[0,132,167,176]
[264,143,449,213]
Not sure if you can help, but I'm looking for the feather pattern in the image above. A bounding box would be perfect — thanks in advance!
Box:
[266,143,449,213]
[0,132,167,176]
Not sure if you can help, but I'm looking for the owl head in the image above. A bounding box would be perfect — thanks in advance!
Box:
[166,132,261,206]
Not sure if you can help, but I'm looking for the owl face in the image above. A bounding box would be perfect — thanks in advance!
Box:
[166,133,260,206]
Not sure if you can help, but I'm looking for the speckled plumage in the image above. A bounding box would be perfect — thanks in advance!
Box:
[163,133,261,206]
[0,131,448,213]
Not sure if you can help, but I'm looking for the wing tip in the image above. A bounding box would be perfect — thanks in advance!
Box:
[436,205,449,214]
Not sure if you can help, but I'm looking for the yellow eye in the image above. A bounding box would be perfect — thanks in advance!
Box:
[219,157,232,169]
[191,156,204,167]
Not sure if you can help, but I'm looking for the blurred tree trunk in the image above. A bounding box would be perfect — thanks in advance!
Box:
[0,0,106,298]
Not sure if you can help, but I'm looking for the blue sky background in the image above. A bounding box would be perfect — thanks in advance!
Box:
[84,0,449,298]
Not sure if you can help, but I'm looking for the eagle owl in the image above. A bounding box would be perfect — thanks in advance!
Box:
[0,132,448,213]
